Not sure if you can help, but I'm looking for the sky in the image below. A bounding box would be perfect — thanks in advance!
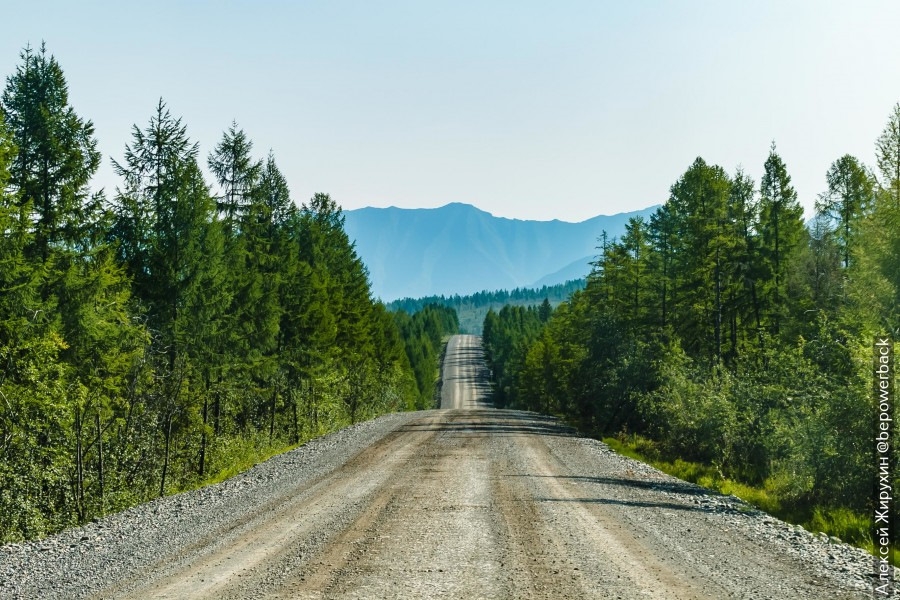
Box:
[2,1,899,223]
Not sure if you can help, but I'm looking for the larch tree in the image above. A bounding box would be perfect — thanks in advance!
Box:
[818,154,875,269]
[873,105,900,331]
[726,168,762,354]
[758,144,804,336]
[876,103,900,209]
[648,203,676,329]
[666,157,732,359]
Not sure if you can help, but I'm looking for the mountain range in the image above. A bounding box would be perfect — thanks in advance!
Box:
[343,202,660,301]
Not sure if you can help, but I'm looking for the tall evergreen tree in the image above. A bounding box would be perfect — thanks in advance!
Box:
[0,114,69,537]
[113,102,228,495]
[3,46,147,525]
[648,203,676,329]
[818,155,875,269]
[0,46,437,541]
[208,122,261,230]
[873,105,900,332]
[876,103,900,209]
[111,98,200,303]
[620,216,651,329]
[207,125,272,434]
[666,157,732,358]
[758,144,804,335]
[726,168,762,354]
[1,43,101,258]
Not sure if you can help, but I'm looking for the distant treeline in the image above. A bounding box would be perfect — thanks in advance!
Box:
[484,106,900,544]
[388,279,585,334]
[0,44,456,541]
[393,305,459,407]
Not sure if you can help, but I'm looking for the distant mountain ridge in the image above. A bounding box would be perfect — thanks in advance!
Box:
[343,202,659,301]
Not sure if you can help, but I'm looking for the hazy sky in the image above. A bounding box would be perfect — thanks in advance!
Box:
[2,1,899,222]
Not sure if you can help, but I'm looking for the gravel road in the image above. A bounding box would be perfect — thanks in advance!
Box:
[0,334,892,598]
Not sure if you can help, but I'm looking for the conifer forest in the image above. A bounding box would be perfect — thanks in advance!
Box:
[0,45,457,541]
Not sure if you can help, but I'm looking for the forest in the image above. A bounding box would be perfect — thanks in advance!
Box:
[388,279,584,334]
[484,105,900,553]
[0,44,457,542]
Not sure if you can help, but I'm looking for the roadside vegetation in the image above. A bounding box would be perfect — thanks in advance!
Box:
[483,104,900,562]
[604,435,899,565]
[391,305,459,408]
[0,44,457,542]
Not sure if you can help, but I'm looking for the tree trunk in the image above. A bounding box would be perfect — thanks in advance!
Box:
[292,388,299,444]
[773,206,781,335]
[750,280,764,351]
[268,382,277,443]
[95,410,104,515]
[714,238,722,361]
[729,299,738,359]
[312,382,318,432]
[213,388,221,437]
[75,407,84,522]
[199,392,209,477]
[160,413,173,498]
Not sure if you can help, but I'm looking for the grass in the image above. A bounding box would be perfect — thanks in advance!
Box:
[200,440,303,487]
[173,428,327,494]
[604,434,900,567]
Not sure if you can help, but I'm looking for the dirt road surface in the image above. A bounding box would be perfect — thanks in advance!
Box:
[440,334,493,410]
[2,334,881,599]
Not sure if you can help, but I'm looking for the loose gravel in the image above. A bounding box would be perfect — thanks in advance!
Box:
[1,409,895,599]
[0,411,426,600]
[1,333,897,599]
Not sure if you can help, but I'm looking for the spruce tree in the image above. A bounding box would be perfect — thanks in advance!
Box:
[1,43,101,258]
[208,122,261,230]
[113,102,228,494]
[0,115,69,538]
